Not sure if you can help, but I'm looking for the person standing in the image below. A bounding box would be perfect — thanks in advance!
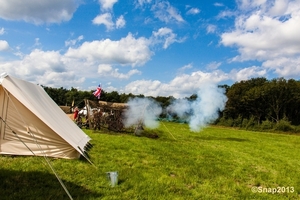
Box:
[73,107,79,121]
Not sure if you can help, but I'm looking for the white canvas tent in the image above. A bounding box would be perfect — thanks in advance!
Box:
[0,73,91,159]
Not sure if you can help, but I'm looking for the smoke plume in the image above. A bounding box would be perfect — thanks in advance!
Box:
[123,97,162,129]
[167,83,227,132]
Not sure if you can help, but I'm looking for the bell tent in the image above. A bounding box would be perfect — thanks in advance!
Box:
[0,72,91,159]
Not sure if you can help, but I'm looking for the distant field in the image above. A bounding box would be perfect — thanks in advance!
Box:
[0,122,299,199]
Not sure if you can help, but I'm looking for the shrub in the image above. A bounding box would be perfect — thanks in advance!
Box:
[217,116,234,127]
[232,115,243,127]
[274,119,294,132]
[260,120,274,130]
[245,116,257,130]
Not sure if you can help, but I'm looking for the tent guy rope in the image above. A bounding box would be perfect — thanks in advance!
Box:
[0,116,74,200]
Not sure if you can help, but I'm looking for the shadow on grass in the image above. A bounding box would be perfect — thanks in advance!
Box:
[0,169,101,200]
[90,128,162,139]
[197,136,250,142]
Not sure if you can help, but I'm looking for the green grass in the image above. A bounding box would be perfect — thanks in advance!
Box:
[1,122,300,199]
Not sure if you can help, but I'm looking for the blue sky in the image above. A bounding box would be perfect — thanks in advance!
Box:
[0,0,300,98]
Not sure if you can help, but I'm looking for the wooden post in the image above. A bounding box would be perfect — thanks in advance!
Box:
[85,99,92,129]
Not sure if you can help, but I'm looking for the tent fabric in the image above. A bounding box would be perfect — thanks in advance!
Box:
[0,73,91,159]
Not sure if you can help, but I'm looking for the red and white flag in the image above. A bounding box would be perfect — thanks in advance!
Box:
[93,84,101,99]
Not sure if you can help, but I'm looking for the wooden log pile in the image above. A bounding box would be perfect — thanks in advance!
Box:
[98,101,128,109]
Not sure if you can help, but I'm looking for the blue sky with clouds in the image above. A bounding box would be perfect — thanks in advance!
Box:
[0,0,300,98]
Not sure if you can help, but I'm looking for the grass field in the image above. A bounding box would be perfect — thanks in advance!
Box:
[0,122,300,199]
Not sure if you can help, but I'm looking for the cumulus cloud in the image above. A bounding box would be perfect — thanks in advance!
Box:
[97,64,141,79]
[0,47,142,88]
[134,0,152,8]
[92,13,115,30]
[178,63,193,73]
[236,0,267,10]
[151,27,186,49]
[124,70,230,98]
[92,13,126,30]
[216,10,236,19]
[230,66,267,81]
[262,57,300,77]
[0,24,187,90]
[65,33,152,66]
[214,3,224,7]
[186,8,200,15]
[206,24,217,34]
[0,40,9,51]
[99,0,118,11]
[206,61,221,70]
[65,35,84,47]
[116,15,126,29]
[0,49,84,87]
[221,0,300,78]
[0,28,5,35]
[0,0,79,24]
[151,1,185,23]
[122,64,272,98]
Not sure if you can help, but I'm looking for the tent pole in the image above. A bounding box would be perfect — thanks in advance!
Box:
[85,99,92,129]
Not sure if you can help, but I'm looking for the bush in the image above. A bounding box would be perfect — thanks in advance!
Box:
[245,116,258,130]
[274,119,294,132]
[260,120,274,130]
[292,125,300,133]
[232,115,243,127]
[217,116,234,127]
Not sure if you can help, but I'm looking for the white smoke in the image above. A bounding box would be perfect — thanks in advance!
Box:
[166,98,191,120]
[123,97,162,129]
[167,83,227,132]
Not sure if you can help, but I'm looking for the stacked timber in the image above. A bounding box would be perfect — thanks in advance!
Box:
[98,101,128,109]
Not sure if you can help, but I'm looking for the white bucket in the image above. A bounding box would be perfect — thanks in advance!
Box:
[106,171,118,187]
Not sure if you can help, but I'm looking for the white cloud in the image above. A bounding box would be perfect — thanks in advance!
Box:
[124,70,229,98]
[221,0,300,78]
[0,0,79,24]
[0,28,186,90]
[214,3,224,7]
[206,24,217,34]
[134,0,152,7]
[186,8,200,15]
[0,40,9,51]
[268,0,289,16]
[0,28,5,35]
[65,33,152,66]
[0,47,141,89]
[33,38,41,48]
[116,15,126,29]
[236,0,267,10]
[151,1,185,23]
[92,13,114,30]
[65,35,84,47]
[0,49,82,87]
[216,10,236,19]
[178,63,193,72]
[123,64,271,98]
[229,66,267,82]
[92,13,126,30]
[97,64,141,79]
[99,0,118,11]
[152,27,186,49]
[262,57,300,77]
[206,62,221,70]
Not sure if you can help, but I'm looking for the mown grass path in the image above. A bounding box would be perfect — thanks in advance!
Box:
[0,122,299,199]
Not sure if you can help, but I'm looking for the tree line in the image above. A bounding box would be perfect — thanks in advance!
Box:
[43,77,300,133]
